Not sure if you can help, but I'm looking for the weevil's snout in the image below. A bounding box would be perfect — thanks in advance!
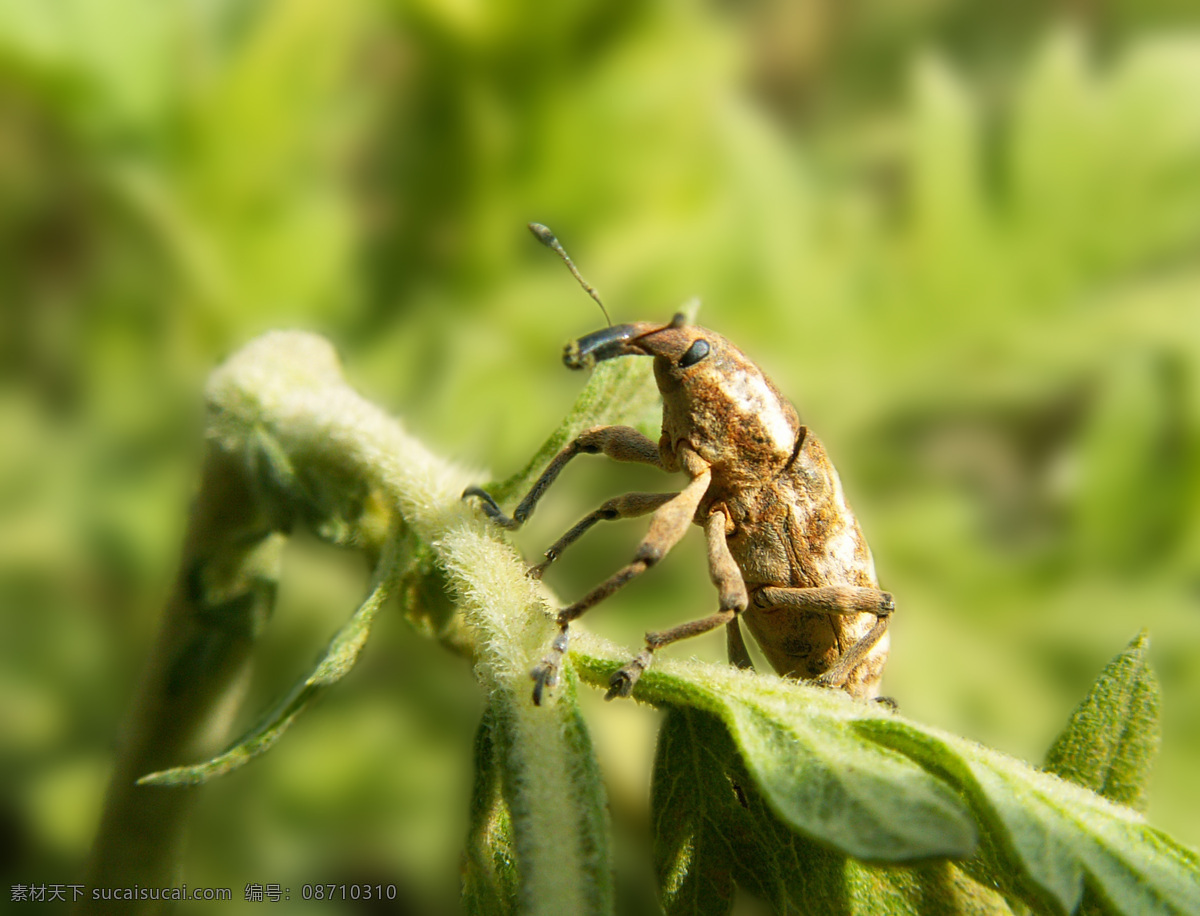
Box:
[564,316,693,370]
[563,323,643,369]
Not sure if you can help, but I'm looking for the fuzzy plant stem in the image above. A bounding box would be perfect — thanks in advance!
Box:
[81,331,611,916]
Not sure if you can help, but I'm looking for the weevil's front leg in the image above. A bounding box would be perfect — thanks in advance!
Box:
[753,585,894,689]
[531,450,711,705]
[528,491,675,579]
[463,425,662,529]
[607,505,750,698]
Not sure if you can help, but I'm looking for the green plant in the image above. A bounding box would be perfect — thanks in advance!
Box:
[87,330,1199,916]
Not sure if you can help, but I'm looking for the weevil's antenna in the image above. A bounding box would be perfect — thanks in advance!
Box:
[528,223,612,327]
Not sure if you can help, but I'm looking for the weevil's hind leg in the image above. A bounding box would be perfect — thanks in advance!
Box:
[528,491,674,579]
[462,425,663,530]
[754,585,895,617]
[753,585,895,691]
[533,450,711,705]
[813,613,891,689]
[726,616,754,670]
[607,506,749,699]
[605,609,739,699]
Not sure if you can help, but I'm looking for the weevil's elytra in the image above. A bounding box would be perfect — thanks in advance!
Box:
[464,226,893,705]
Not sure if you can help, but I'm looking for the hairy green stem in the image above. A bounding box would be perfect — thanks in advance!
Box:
[84,331,618,915]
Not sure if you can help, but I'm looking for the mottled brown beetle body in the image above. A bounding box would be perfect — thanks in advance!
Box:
[465,227,892,704]
[622,320,888,698]
[714,417,889,698]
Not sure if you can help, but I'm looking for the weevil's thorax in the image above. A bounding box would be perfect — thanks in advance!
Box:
[649,329,801,484]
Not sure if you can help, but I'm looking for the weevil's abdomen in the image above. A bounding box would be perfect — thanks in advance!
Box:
[742,604,889,699]
[725,434,890,699]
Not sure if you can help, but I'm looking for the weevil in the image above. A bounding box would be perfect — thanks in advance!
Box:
[464,224,893,705]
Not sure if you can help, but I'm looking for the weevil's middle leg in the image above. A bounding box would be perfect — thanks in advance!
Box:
[530,451,711,705]
[528,491,675,579]
[607,506,750,699]
[463,425,663,529]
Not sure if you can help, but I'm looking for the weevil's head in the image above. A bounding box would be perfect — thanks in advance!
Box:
[564,313,801,475]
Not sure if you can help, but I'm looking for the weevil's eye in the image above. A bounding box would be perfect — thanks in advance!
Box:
[679,338,710,368]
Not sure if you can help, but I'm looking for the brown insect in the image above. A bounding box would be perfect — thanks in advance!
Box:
[465,225,893,705]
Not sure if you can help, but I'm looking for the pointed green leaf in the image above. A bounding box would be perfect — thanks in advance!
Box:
[1043,630,1161,813]
[138,536,401,786]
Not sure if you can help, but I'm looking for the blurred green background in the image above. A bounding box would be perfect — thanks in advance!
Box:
[3,1,1200,912]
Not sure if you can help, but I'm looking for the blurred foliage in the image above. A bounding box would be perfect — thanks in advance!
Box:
[2,1,1200,913]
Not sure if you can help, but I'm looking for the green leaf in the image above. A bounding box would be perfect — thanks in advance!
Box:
[860,714,1200,915]
[577,651,978,864]
[572,642,1200,916]
[137,532,402,786]
[463,701,520,916]
[652,708,736,916]
[653,706,1013,916]
[1043,630,1161,812]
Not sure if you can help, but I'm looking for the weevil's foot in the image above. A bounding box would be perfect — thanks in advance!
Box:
[604,650,652,701]
[530,661,559,706]
[462,486,520,531]
[526,555,553,580]
[811,671,845,689]
[874,695,899,711]
[604,669,636,701]
[530,628,570,706]
[879,592,896,614]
